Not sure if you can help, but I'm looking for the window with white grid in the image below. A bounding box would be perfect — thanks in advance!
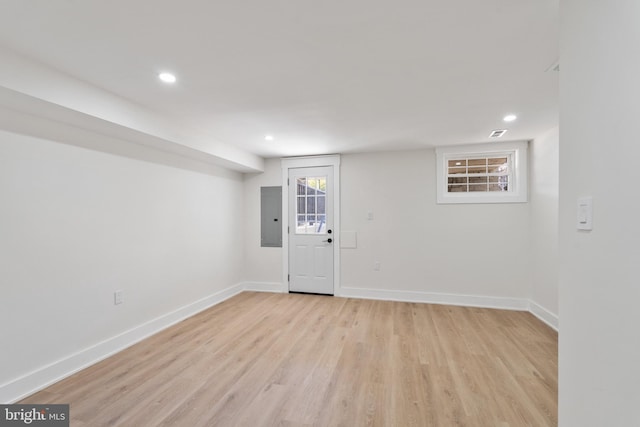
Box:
[436,141,528,204]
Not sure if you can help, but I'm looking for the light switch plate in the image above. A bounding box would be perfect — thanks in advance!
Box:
[577,197,593,231]
[114,290,123,305]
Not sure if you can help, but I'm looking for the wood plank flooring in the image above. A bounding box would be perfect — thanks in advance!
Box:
[21,292,558,426]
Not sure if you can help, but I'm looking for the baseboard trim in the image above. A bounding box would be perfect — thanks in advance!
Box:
[336,286,530,311]
[0,283,244,404]
[528,300,559,331]
[242,281,286,293]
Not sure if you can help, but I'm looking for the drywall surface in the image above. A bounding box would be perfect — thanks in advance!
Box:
[242,158,283,285]
[559,1,640,425]
[0,46,263,172]
[530,126,559,318]
[340,149,531,300]
[0,129,244,398]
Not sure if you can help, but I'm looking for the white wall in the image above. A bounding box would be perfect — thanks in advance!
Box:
[339,150,531,304]
[0,128,245,401]
[559,1,640,425]
[242,158,283,287]
[243,149,560,311]
[529,126,559,322]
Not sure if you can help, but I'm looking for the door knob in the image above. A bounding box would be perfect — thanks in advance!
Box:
[323,238,333,243]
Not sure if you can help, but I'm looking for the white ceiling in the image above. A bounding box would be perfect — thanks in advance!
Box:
[0,0,558,159]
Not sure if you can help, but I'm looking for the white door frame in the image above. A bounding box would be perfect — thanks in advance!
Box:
[281,155,340,294]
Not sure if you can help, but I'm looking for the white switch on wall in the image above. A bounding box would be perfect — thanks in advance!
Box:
[577,197,593,231]
[114,290,124,305]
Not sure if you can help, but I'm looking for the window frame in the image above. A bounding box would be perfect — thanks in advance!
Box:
[435,141,528,204]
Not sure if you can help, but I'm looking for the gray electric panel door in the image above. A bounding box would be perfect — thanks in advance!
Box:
[261,186,282,247]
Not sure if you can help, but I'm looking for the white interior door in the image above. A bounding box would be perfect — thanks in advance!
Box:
[288,166,334,295]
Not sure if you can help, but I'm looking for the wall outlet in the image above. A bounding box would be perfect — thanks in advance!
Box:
[114,290,123,305]
[374,261,381,271]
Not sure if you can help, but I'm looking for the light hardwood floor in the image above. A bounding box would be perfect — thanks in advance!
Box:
[21,292,557,426]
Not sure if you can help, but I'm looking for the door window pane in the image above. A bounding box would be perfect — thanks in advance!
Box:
[307,197,316,214]
[296,178,306,195]
[297,197,306,214]
[295,175,328,234]
[316,196,326,214]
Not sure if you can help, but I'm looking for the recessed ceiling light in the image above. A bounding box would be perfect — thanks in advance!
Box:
[455,162,462,166]
[264,135,274,141]
[158,72,177,83]
[503,114,517,122]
